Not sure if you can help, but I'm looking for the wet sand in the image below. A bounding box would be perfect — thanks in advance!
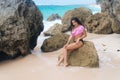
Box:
[0,33,120,80]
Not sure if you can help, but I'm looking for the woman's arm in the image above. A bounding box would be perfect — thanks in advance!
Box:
[76,30,87,43]
[66,35,72,45]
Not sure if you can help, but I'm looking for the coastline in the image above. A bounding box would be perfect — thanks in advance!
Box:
[0,1,120,79]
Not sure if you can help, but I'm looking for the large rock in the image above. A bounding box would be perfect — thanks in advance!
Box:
[96,0,102,4]
[111,18,120,34]
[47,14,61,21]
[68,41,99,67]
[100,0,120,34]
[101,0,120,21]
[85,11,120,34]
[62,7,92,29]
[41,33,69,52]
[44,23,63,36]
[0,0,44,61]
[44,23,68,36]
[85,12,113,34]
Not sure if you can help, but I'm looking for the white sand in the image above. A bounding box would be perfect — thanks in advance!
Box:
[0,33,120,80]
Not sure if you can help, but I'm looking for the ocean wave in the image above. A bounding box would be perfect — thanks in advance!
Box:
[89,4,101,8]
[43,20,61,32]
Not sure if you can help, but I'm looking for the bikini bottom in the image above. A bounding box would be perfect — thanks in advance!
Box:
[74,39,84,44]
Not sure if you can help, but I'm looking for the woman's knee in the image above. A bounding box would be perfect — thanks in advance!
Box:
[66,47,72,51]
[65,46,71,51]
[63,47,70,53]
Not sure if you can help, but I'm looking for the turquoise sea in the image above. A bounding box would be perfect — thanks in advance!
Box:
[37,4,101,20]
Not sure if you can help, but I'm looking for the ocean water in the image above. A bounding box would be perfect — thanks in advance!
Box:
[37,4,101,20]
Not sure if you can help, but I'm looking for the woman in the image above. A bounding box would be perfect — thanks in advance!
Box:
[57,17,87,67]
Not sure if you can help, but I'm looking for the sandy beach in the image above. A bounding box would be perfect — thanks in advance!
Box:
[1,0,120,80]
[0,32,120,80]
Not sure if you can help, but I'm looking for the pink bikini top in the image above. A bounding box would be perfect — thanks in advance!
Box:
[72,25,85,37]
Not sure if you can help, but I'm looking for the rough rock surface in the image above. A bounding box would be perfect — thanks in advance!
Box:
[85,12,113,34]
[92,0,120,34]
[111,18,120,34]
[85,12,120,34]
[44,23,63,36]
[62,7,92,29]
[96,0,102,4]
[0,0,44,61]
[41,33,69,52]
[59,41,99,67]
[47,14,61,21]
[101,0,120,28]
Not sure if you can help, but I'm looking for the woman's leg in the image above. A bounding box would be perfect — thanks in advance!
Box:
[57,53,64,66]
[57,47,72,66]
[57,42,83,67]
[63,42,83,67]
[63,47,68,66]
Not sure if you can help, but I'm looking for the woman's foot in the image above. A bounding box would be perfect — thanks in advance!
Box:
[57,61,62,66]
[64,63,69,67]
[57,63,61,66]
[57,55,64,66]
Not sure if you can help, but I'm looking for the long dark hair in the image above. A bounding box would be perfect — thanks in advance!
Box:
[68,17,83,31]
[62,17,84,32]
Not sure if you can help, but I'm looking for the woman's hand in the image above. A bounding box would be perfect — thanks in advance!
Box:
[75,37,81,44]
[64,43,68,48]
[64,35,72,48]
[76,41,79,44]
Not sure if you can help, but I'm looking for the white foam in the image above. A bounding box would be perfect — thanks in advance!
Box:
[89,4,101,8]
[93,11,101,14]
[43,19,62,32]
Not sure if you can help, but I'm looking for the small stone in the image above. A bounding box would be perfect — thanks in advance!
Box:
[102,44,106,46]
[117,49,120,52]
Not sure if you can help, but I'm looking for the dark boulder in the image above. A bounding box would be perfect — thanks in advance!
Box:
[47,14,61,21]
[0,0,44,61]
